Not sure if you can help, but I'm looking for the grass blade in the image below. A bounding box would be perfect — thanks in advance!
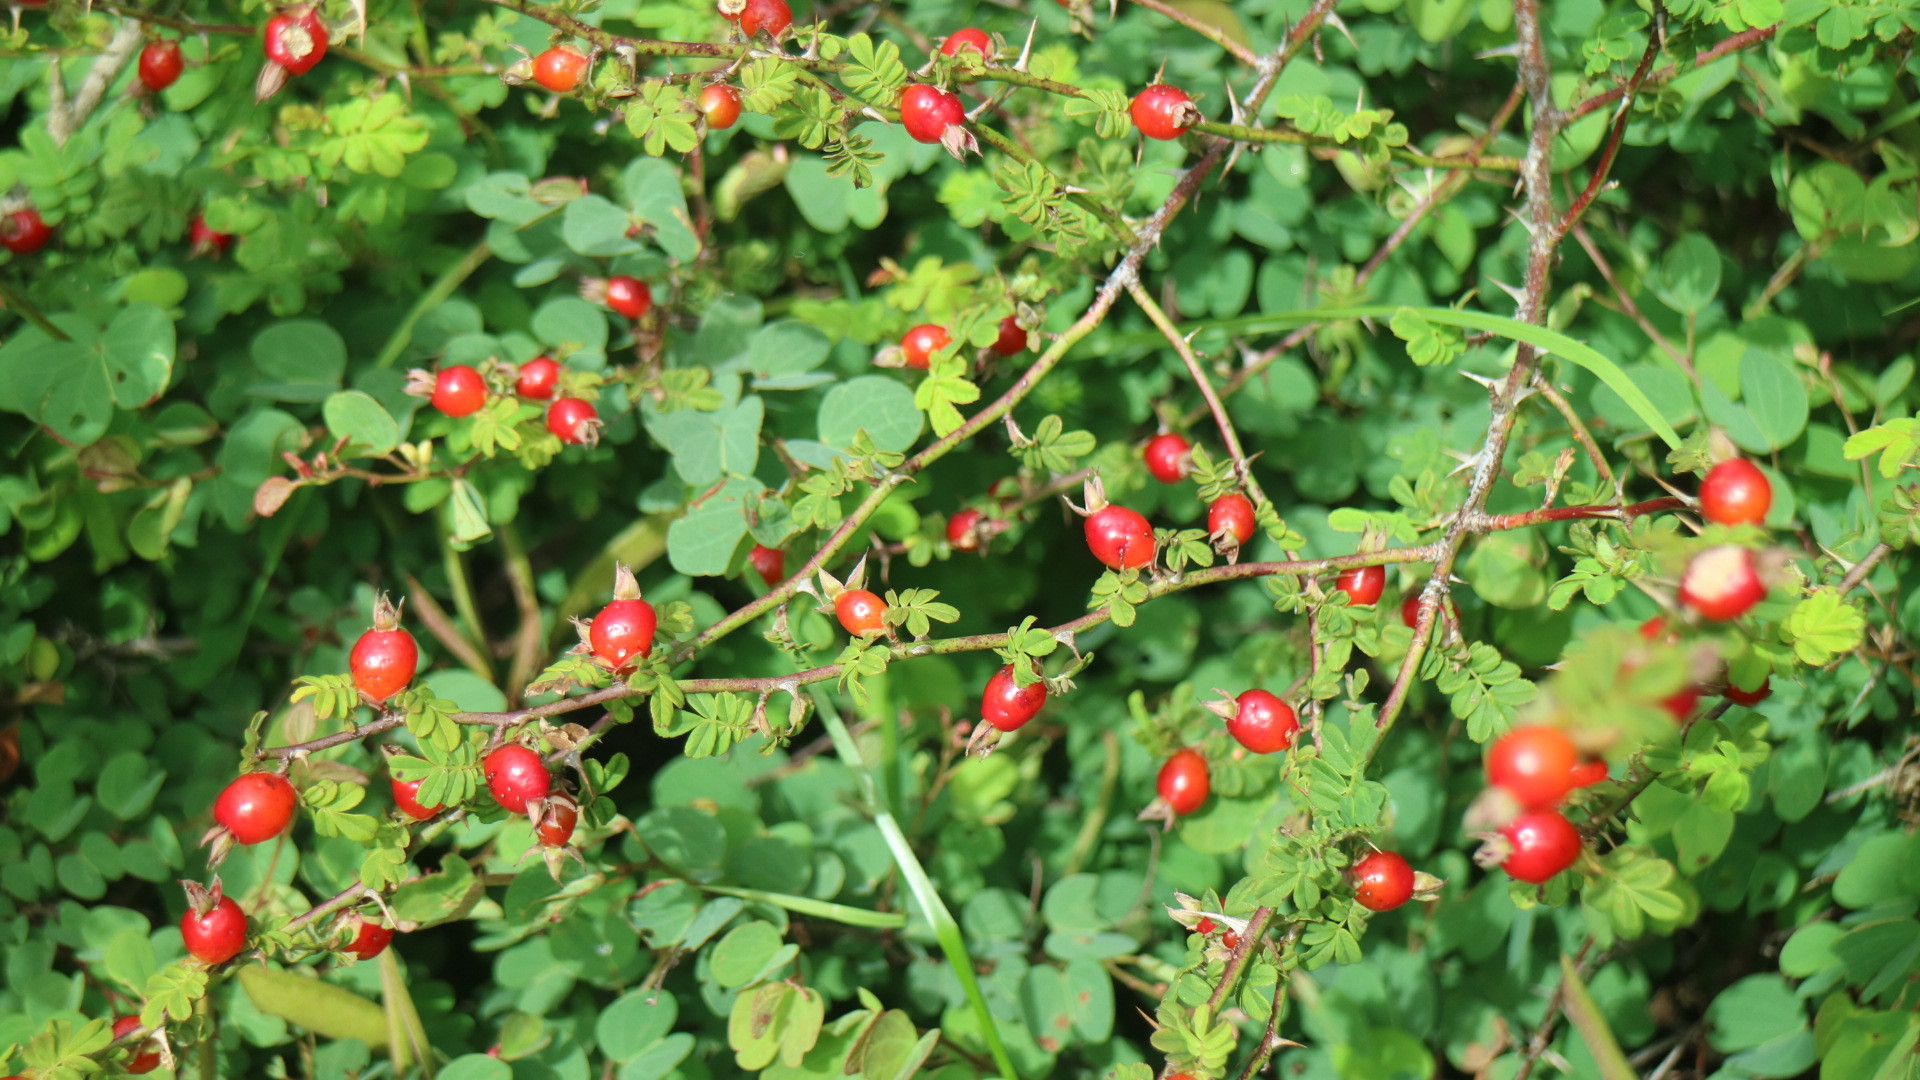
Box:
[809,689,1019,1080]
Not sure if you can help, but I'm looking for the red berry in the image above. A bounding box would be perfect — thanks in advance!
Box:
[1724,677,1771,706]
[1499,808,1582,884]
[899,83,965,144]
[900,323,951,369]
[1486,725,1578,810]
[189,214,233,257]
[181,895,248,964]
[1699,459,1771,527]
[1,208,52,255]
[214,772,297,845]
[1226,689,1298,754]
[343,919,393,960]
[590,597,657,671]
[940,27,991,58]
[1661,687,1700,722]
[535,796,578,847]
[835,589,887,636]
[1679,545,1765,621]
[749,544,785,586]
[263,9,328,76]
[991,314,1026,358]
[430,365,487,418]
[391,776,442,821]
[114,1016,161,1075]
[737,0,792,36]
[1157,749,1210,816]
[698,83,742,129]
[1194,916,1216,934]
[1220,931,1239,950]
[1085,505,1155,570]
[138,39,184,92]
[1131,83,1195,140]
[531,45,587,92]
[1142,433,1191,484]
[483,744,551,814]
[981,665,1047,732]
[1208,493,1255,545]
[604,275,652,319]
[948,508,984,552]
[1335,564,1385,606]
[1638,615,1677,642]
[517,355,561,400]
[1352,851,1415,912]
[546,397,600,445]
[350,625,419,704]
[1569,759,1609,788]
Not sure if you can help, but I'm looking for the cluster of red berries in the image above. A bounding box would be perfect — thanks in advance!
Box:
[890,314,1026,370]
[411,351,603,447]
[1678,458,1772,622]
[1479,726,1599,884]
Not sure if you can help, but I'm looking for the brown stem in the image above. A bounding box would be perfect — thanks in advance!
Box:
[1568,221,1694,378]
[1838,542,1892,594]
[1474,497,1684,530]
[1533,379,1619,498]
[404,575,494,681]
[1202,906,1273,1015]
[1565,24,1779,123]
[1553,18,1661,240]
[1123,0,1259,65]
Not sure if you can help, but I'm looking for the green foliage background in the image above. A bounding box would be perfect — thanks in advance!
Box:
[1,0,1918,1077]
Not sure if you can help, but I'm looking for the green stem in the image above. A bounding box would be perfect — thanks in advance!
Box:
[0,278,70,340]
[374,240,491,369]
[440,525,494,682]
[1061,730,1120,878]
[809,689,1019,1080]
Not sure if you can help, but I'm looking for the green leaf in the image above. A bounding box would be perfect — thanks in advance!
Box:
[322,390,400,457]
[1781,588,1865,665]
[237,965,392,1046]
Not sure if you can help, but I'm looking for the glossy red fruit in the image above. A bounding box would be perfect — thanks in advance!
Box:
[604,275,651,319]
[547,397,599,445]
[835,589,887,636]
[1208,493,1255,545]
[737,0,792,36]
[901,323,951,369]
[430,365,487,417]
[748,544,785,586]
[991,314,1026,358]
[590,598,657,671]
[899,83,965,144]
[1680,545,1765,621]
[1226,689,1298,754]
[1725,677,1772,706]
[391,776,442,821]
[214,772,297,844]
[263,9,328,75]
[189,214,233,256]
[1352,851,1415,912]
[1335,564,1385,606]
[1220,931,1240,950]
[181,895,248,964]
[484,744,551,814]
[350,624,419,705]
[517,355,560,400]
[1486,725,1578,810]
[535,797,578,847]
[531,45,587,92]
[114,1016,161,1075]
[1500,809,1583,884]
[1569,759,1609,788]
[1131,83,1195,140]
[1699,459,1771,527]
[138,39,185,92]
[343,919,393,960]
[0,208,52,255]
[981,665,1047,732]
[698,83,742,129]
[1157,749,1210,816]
[1085,505,1155,570]
[948,508,984,552]
[940,27,991,58]
[1142,433,1191,484]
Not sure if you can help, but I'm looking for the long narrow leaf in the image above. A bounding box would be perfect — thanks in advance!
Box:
[1558,954,1635,1080]
[699,884,908,929]
[810,689,1019,1080]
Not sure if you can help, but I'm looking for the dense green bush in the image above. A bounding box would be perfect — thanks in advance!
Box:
[1,0,1918,1078]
